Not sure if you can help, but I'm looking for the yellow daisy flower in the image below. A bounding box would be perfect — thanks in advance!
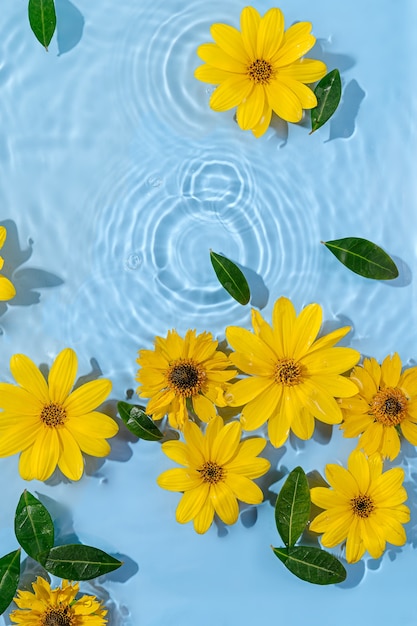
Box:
[157,414,270,534]
[136,329,236,430]
[195,6,327,137]
[339,353,417,460]
[10,576,107,625]
[0,348,118,482]
[225,296,360,447]
[310,450,410,563]
[0,225,16,301]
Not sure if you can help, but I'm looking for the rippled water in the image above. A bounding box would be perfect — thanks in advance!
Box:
[1,0,417,624]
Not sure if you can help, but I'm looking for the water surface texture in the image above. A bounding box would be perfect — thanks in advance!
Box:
[1,0,417,624]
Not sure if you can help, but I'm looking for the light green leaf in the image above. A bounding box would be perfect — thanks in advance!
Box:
[310,69,342,133]
[28,0,56,50]
[41,544,122,580]
[323,237,399,280]
[275,467,310,547]
[0,549,21,615]
[209,250,250,305]
[118,401,163,441]
[14,491,54,563]
[272,546,346,585]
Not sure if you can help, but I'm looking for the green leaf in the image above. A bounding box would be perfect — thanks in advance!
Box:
[209,250,250,305]
[41,544,122,580]
[322,237,399,280]
[275,467,310,547]
[28,0,57,50]
[14,491,54,564]
[272,546,346,585]
[310,69,342,133]
[0,549,21,615]
[117,401,163,441]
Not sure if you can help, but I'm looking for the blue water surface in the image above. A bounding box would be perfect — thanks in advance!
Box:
[1,0,417,624]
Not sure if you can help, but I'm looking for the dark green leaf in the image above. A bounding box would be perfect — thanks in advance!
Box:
[0,549,21,615]
[275,467,310,547]
[272,546,346,585]
[15,491,54,564]
[209,250,250,305]
[322,237,399,280]
[28,0,56,50]
[41,544,122,580]
[118,401,163,441]
[310,69,342,133]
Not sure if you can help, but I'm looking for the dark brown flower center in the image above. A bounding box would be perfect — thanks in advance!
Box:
[40,402,67,427]
[274,358,302,386]
[166,359,206,397]
[370,387,408,426]
[198,460,226,484]
[247,58,274,84]
[350,494,375,518]
[42,606,73,626]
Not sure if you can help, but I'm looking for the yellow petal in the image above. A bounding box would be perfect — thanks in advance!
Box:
[266,78,303,122]
[256,8,284,59]
[380,352,402,387]
[345,517,365,563]
[64,379,112,416]
[225,376,273,407]
[302,380,343,424]
[0,275,16,300]
[31,427,60,481]
[192,393,216,423]
[195,64,244,85]
[210,75,253,112]
[401,419,417,445]
[160,440,189,465]
[0,383,43,416]
[227,450,270,479]
[210,23,249,63]
[68,411,118,438]
[347,450,370,493]
[193,496,215,534]
[252,101,272,137]
[212,420,242,464]
[267,403,291,447]
[57,428,84,481]
[157,468,201,492]
[240,382,282,431]
[272,22,315,66]
[272,296,296,354]
[311,374,359,397]
[10,354,50,404]
[69,429,110,457]
[303,347,360,375]
[399,366,417,396]
[0,226,6,248]
[240,6,261,58]
[236,85,265,130]
[276,76,318,110]
[176,483,210,523]
[210,481,239,525]
[290,302,322,359]
[196,43,246,73]
[278,58,327,82]
[226,473,264,504]
[310,486,346,509]
[48,348,78,405]
[308,325,351,354]
[227,324,278,365]
[317,510,352,547]
[325,463,357,497]
[291,405,315,440]
[0,421,41,456]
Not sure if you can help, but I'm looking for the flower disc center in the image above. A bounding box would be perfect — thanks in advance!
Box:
[274,358,302,386]
[167,359,206,397]
[42,607,73,626]
[370,387,408,426]
[40,402,67,427]
[247,58,274,84]
[350,494,375,518]
[198,460,225,484]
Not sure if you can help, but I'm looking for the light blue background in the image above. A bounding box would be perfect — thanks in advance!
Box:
[1,0,417,624]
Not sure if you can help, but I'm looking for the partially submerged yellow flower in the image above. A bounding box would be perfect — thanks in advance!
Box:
[136,329,236,430]
[10,576,107,625]
[157,415,270,533]
[0,226,16,301]
[310,450,410,563]
[195,6,327,137]
[0,348,118,481]
[339,354,417,460]
[225,296,360,447]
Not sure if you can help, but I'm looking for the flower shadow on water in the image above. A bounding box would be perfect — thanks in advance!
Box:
[55,0,85,56]
[0,220,63,316]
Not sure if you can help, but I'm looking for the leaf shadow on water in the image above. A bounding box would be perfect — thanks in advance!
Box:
[55,0,85,56]
[234,261,269,310]
[0,219,63,316]
[324,79,366,142]
[382,255,412,288]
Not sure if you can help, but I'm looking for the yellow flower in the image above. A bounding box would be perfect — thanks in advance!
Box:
[195,6,327,137]
[157,415,270,534]
[136,329,236,430]
[0,226,16,301]
[225,296,360,447]
[339,354,417,460]
[0,348,118,481]
[310,450,410,563]
[10,576,107,625]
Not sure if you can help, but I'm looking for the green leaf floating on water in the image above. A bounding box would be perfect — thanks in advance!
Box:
[323,237,399,280]
[272,546,346,585]
[209,250,250,305]
[275,467,311,547]
[310,69,342,133]
[118,401,163,441]
[41,544,122,580]
[15,491,54,563]
[0,549,21,615]
[28,0,57,50]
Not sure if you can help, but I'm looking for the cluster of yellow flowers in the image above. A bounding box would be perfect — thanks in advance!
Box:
[136,296,414,561]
